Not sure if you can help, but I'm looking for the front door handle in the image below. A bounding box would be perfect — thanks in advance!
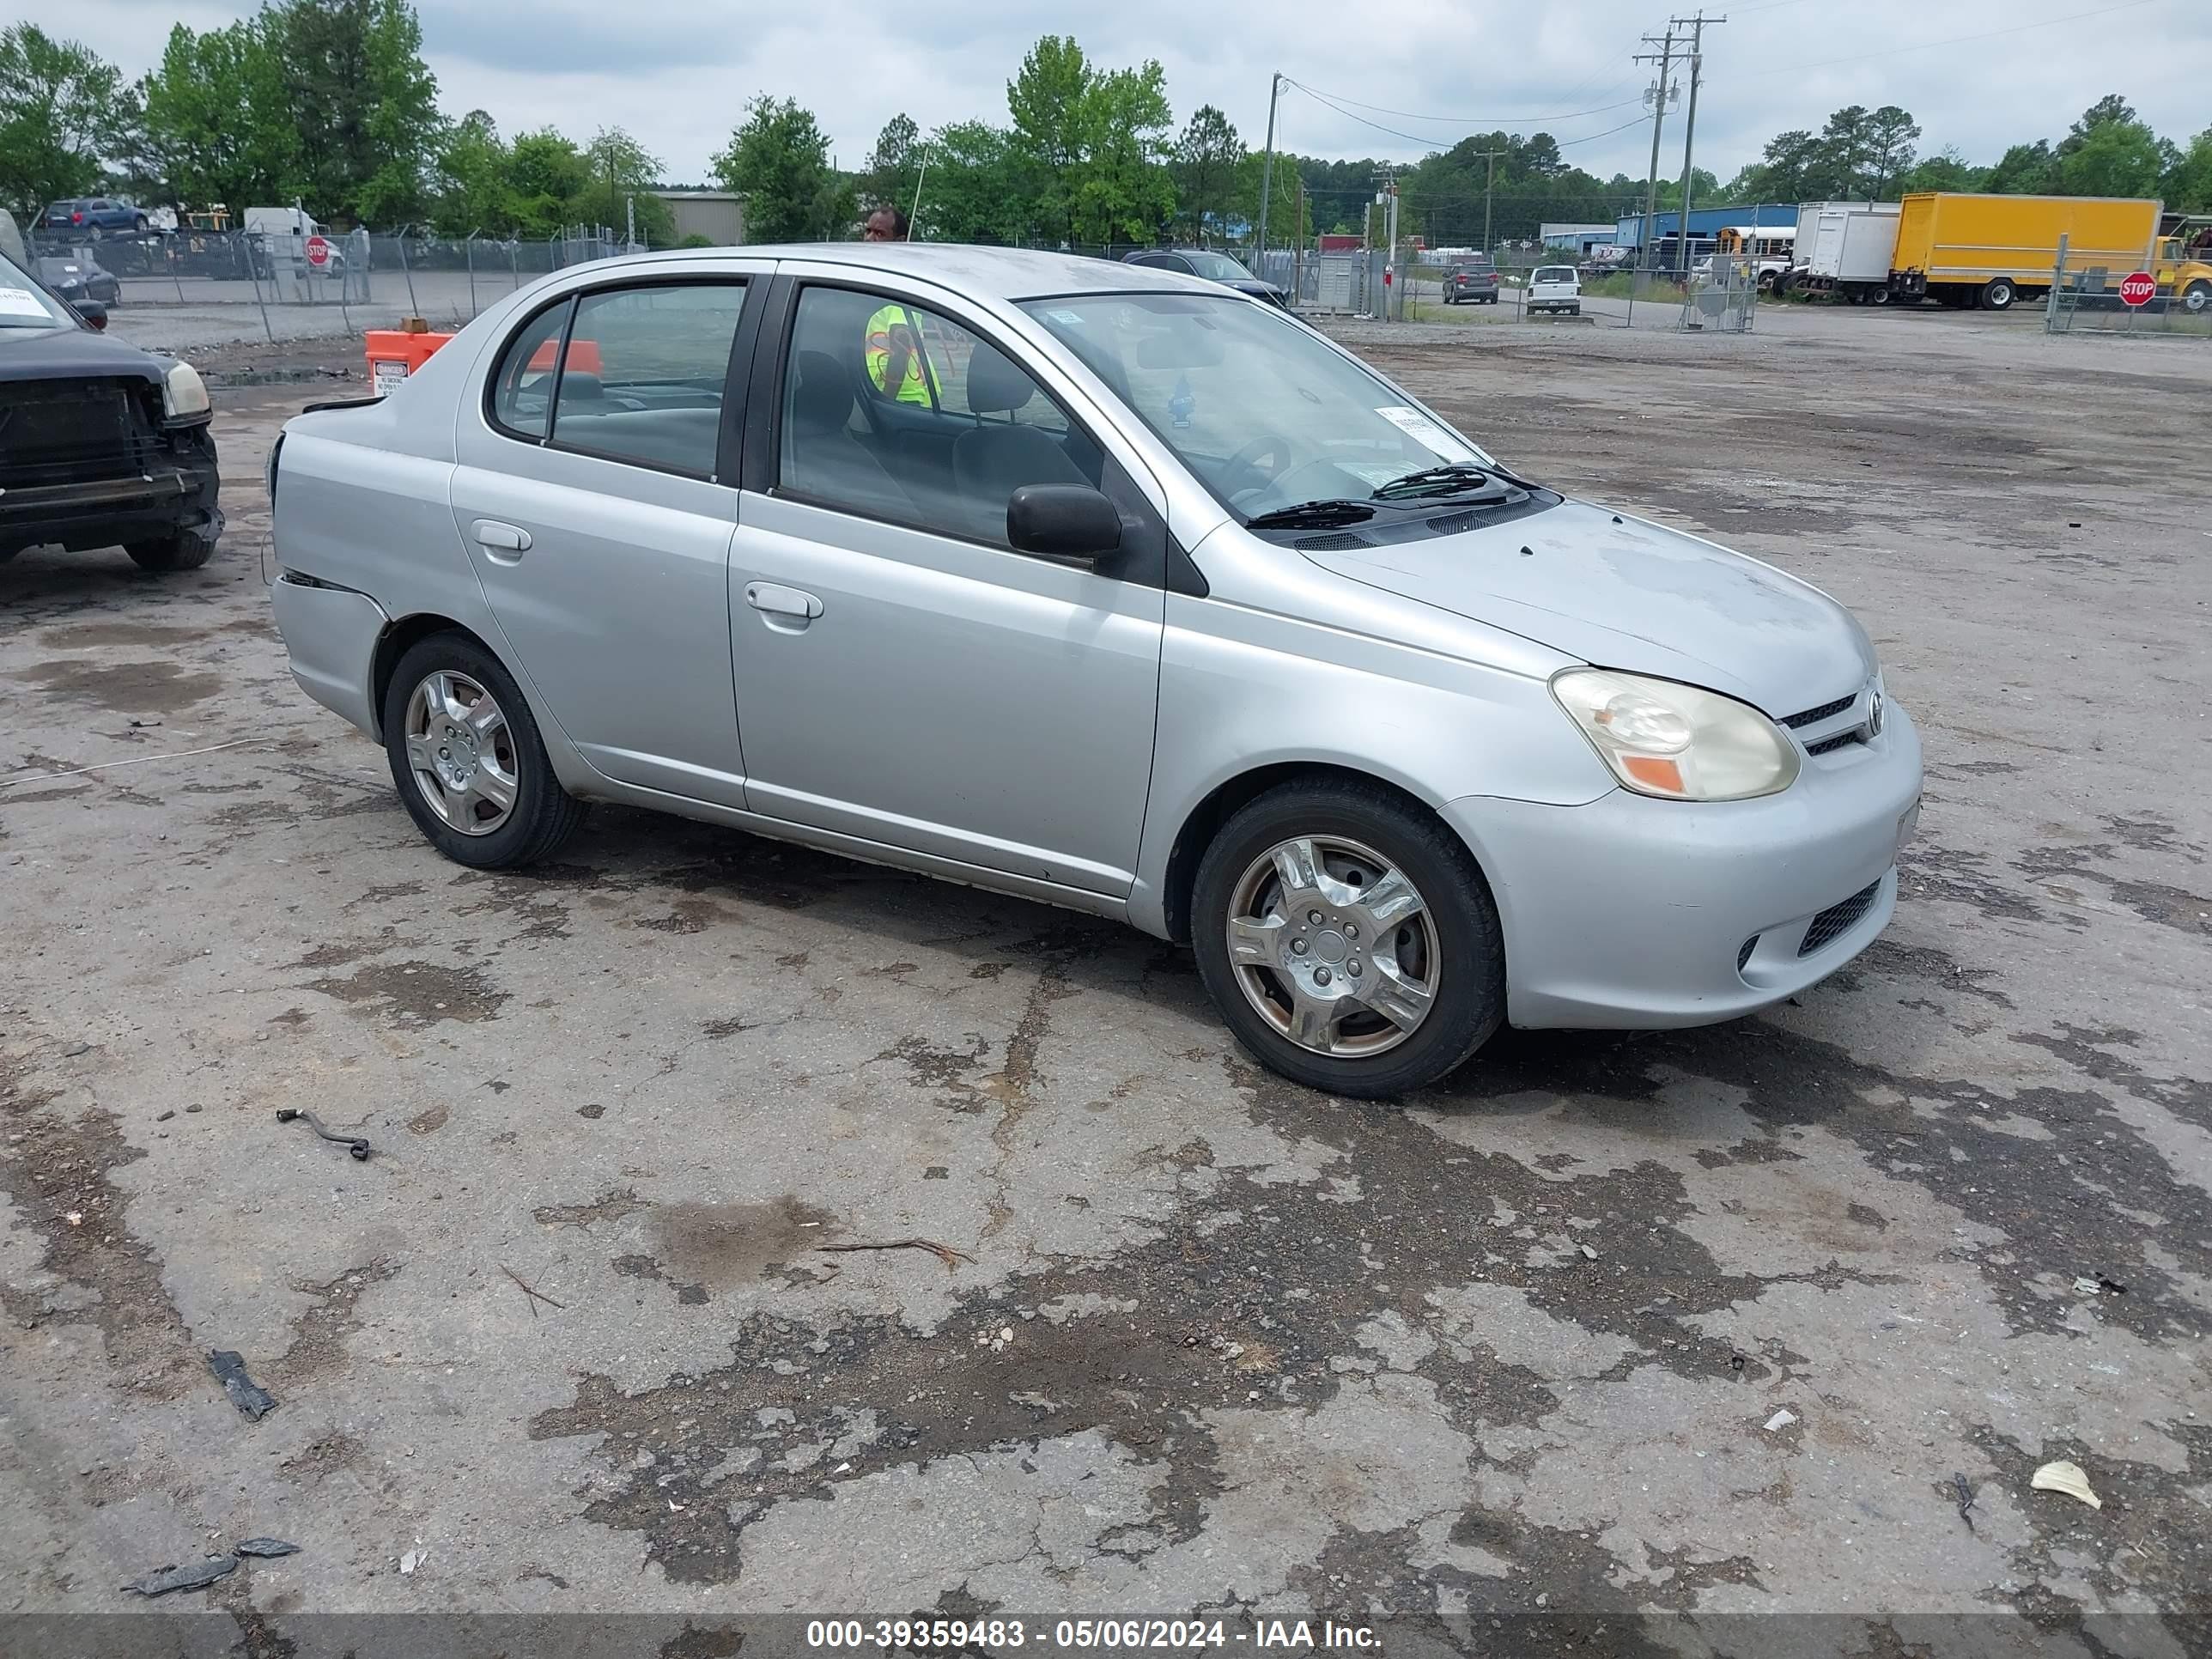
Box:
[471,520,532,556]
[744,581,823,620]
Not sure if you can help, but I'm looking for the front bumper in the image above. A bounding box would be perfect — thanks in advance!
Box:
[0,425,222,555]
[1445,700,1923,1030]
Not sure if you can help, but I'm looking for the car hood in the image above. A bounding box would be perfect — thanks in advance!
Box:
[1297,498,1874,717]
[0,324,164,385]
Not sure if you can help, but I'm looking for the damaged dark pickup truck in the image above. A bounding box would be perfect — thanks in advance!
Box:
[1,245,222,573]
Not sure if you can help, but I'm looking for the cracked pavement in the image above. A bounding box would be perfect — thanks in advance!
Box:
[2,315,2207,1656]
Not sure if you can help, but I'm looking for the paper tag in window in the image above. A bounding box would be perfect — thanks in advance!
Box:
[371,360,408,397]
[0,286,52,318]
[1374,404,1476,461]
[1046,308,1083,325]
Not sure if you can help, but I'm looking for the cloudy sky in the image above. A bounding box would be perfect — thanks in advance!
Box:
[41,0,2210,191]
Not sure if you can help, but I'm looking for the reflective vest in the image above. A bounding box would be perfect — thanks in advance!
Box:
[865,302,939,406]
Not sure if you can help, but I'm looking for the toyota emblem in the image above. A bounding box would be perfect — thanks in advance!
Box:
[1867,688,1885,737]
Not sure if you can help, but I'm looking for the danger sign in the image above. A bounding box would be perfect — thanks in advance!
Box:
[305,234,331,268]
[2118,270,2155,307]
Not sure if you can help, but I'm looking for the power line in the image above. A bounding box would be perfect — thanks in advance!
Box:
[1747,0,2162,74]
[1288,81,1654,154]
[1281,79,1644,127]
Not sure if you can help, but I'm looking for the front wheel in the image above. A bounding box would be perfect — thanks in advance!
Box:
[1191,781,1504,1098]
[382,633,586,870]
[2184,281,2211,315]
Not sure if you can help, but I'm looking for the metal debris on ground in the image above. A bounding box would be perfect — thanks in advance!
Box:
[121,1556,238,1596]
[275,1106,371,1160]
[2031,1459,2103,1510]
[399,1547,427,1574]
[501,1263,566,1317]
[234,1538,300,1558]
[206,1349,277,1419]
[1764,1408,1799,1432]
[816,1237,975,1270]
[1952,1472,1977,1532]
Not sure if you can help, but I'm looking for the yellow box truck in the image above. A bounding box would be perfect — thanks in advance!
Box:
[1889,193,2159,311]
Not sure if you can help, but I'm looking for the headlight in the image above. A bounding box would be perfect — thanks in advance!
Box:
[161,361,210,419]
[1550,667,1801,801]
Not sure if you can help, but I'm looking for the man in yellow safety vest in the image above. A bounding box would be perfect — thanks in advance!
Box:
[861,206,939,407]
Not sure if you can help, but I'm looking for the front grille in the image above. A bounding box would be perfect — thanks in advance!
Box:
[1805,730,1868,757]
[1799,879,1882,957]
[1780,693,1854,730]
[0,378,159,489]
[1294,532,1372,550]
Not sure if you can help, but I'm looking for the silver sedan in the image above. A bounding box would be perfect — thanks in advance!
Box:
[267,244,1921,1097]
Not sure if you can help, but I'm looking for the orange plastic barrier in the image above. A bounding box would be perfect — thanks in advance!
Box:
[366,328,453,396]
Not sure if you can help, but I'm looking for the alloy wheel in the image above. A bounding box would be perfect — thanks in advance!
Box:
[402,670,519,836]
[1224,835,1441,1058]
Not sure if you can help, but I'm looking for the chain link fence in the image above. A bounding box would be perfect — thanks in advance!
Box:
[2045,260,2212,339]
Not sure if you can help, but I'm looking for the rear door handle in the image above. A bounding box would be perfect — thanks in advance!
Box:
[471,520,532,556]
[744,581,823,620]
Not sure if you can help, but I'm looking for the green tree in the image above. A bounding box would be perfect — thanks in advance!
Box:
[139,20,301,213]
[713,94,854,242]
[2053,95,2174,198]
[505,127,588,236]
[919,119,1024,242]
[1984,141,2058,193]
[1899,147,1981,193]
[1006,34,1091,245]
[270,0,441,222]
[1172,104,1241,241]
[863,112,922,215]
[0,24,131,221]
[1864,106,1921,197]
[431,108,510,234]
[1724,130,1821,204]
[2167,128,2212,213]
[570,125,673,242]
[1071,60,1173,244]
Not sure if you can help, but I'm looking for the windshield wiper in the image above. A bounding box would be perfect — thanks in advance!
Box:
[1369,463,1512,501]
[1244,499,1376,530]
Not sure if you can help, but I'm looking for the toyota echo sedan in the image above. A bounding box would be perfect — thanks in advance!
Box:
[266,245,1921,1097]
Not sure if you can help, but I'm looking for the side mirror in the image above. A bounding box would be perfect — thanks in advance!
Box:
[1007,484,1122,562]
[74,299,108,331]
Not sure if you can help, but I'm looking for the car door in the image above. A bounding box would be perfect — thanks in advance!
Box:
[449,267,767,807]
[725,273,1167,897]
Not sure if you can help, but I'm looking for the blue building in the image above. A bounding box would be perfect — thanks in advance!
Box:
[1613,204,1799,251]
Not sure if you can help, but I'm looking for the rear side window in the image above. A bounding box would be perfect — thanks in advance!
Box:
[489,301,571,439]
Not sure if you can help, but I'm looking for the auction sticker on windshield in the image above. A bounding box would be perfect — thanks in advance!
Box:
[0,287,53,318]
[1374,404,1477,461]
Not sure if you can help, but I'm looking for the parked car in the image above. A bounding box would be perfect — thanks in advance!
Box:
[1525,264,1581,316]
[0,245,222,572]
[1121,248,1285,307]
[38,253,122,307]
[264,245,1920,1097]
[1443,257,1499,304]
[39,198,151,239]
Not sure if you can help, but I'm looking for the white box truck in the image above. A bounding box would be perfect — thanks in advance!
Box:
[243,205,344,278]
[1781,202,1903,304]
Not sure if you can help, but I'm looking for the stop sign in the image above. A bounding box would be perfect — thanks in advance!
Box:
[304,234,331,269]
[2118,270,2155,307]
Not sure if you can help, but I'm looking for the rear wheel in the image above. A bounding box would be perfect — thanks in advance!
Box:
[1867,285,1891,307]
[1978,277,2016,311]
[382,633,586,870]
[1191,781,1504,1098]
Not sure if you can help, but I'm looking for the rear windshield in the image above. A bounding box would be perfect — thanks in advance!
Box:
[1453,258,1494,272]
[0,248,76,328]
[1534,267,1576,283]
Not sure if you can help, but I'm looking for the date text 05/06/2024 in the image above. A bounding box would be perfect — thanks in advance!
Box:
[804,1618,1382,1651]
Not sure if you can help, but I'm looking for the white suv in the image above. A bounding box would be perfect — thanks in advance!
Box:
[1527,265,1581,316]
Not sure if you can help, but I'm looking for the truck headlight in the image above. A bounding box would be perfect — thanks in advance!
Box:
[161,361,210,419]
[1550,667,1801,801]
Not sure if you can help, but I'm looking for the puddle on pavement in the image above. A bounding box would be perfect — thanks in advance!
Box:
[13,658,221,714]
[650,1197,840,1289]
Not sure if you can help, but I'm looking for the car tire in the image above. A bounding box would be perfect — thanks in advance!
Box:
[2184,281,2210,315]
[1978,278,2015,311]
[133,216,148,234]
[382,632,586,871]
[125,526,218,572]
[1190,779,1505,1098]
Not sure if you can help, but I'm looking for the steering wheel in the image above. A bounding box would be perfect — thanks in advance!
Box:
[1218,431,1307,501]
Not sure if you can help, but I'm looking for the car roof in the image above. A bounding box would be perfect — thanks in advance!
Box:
[562,242,1216,302]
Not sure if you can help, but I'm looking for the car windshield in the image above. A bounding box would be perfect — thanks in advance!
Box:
[0,247,75,328]
[1183,251,1255,282]
[1021,293,1497,520]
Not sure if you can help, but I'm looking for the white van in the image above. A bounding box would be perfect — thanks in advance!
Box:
[1527,264,1581,316]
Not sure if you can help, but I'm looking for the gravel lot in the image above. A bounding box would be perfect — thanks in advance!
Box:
[3,309,2207,1655]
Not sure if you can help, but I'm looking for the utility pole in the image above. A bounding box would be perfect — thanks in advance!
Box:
[1373,163,1399,319]
[1255,71,1284,261]
[1673,14,1724,267]
[1633,28,1679,270]
[1469,148,1506,255]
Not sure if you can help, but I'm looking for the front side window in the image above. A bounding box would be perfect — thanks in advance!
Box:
[778,285,1102,549]
[1024,293,1499,525]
